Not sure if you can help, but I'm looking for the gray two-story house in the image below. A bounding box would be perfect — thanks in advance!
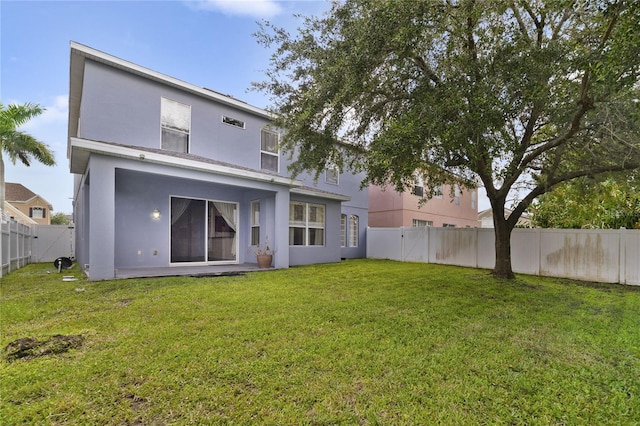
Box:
[68,42,368,281]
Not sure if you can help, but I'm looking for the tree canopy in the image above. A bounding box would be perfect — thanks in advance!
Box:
[255,0,640,278]
[531,172,640,229]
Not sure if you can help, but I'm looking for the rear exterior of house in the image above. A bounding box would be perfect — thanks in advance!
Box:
[68,43,368,281]
[369,183,478,228]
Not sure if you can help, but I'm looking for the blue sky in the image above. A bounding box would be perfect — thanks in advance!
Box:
[2,0,490,215]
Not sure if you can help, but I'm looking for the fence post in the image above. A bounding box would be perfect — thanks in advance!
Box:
[619,227,626,285]
[536,227,542,277]
[474,227,479,268]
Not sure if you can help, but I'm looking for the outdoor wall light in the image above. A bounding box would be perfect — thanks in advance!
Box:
[151,208,161,220]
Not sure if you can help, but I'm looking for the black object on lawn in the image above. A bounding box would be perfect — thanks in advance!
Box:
[53,257,73,272]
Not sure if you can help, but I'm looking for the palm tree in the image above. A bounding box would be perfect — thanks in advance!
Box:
[0,102,56,220]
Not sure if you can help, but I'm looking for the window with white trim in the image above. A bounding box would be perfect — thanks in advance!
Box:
[471,190,477,209]
[289,202,325,246]
[30,207,45,219]
[433,185,443,198]
[348,215,359,247]
[222,115,245,129]
[251,201,260,246]
[161,97,190,153]
[454,184,461,205]
[340,214,347,247]
[261,128,279,172]
[412,219,433,227]
[325,164,339,185]
[413,174,424,197]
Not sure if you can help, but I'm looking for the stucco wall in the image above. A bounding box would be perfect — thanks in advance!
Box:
[369,184,478,228]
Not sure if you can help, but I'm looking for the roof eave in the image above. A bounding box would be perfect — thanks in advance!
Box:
[69,137,300,187]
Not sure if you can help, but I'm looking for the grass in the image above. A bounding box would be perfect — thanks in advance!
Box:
[1,260,639,425]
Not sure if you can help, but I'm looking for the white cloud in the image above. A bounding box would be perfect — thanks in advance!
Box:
[186,0,283,18]
[20,95,68,133]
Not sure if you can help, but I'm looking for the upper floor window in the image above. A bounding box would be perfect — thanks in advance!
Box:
[454,184,461,205]
[325,164,339,185]
[261,129,279,172]
[222,115,245,129]
[161,97,190,153]
[433,185,443,198]
[289,202,325,246]
[471,190,477,209]
[413,174,424,197]
[30,207,45,219]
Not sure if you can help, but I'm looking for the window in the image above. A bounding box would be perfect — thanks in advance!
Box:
[325,164,339,185]
[251,201,260,246]
[454,185,461,205]
[433,185,443,198]
[340,214,347,247]
[412,219,433,227]
[443,223,456,228]
[222,115,245,129]
[348,215,359,247]
[30,207,45,219]
[413,174,424,197]
[289,202,325,246]
[261,128,279,172]
[161,97,190,153]
[471,190,477,209]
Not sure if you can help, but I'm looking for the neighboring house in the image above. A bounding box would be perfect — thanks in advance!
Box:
[478,208,532,228]
[3,201,38,224]
[68,42,368,281]
[4,182,53,225]
[369,182,479,228]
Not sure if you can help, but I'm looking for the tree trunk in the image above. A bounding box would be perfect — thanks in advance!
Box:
[492,205,516,279]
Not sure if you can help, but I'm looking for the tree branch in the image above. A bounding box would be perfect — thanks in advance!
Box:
[412,55,441,85]
[509,3,531,42]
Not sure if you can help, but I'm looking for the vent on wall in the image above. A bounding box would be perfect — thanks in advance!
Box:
[222,115,245,129]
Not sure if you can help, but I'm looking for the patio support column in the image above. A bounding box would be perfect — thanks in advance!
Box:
[273,188,290,269]
[87,156,116,280]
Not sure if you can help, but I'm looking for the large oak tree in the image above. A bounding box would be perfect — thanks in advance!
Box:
[255,0,640,278]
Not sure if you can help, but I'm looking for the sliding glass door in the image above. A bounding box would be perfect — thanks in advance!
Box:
[171,197,237,264]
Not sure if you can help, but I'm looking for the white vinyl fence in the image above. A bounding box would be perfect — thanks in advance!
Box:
[1,220,34,278]
[367,227,640,285]
[33,224,75,263]
[1,222,75,278]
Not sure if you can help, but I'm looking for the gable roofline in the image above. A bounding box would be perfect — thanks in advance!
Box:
[3,202,38,224]
[5,182,54,210]
[68,42,273,156]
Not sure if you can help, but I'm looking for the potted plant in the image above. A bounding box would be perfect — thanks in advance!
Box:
[253,236,275,268]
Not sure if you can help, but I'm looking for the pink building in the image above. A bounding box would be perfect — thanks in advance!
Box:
[369,183,479,228]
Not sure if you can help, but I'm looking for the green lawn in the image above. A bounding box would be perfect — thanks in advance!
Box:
[1,260,639,424]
